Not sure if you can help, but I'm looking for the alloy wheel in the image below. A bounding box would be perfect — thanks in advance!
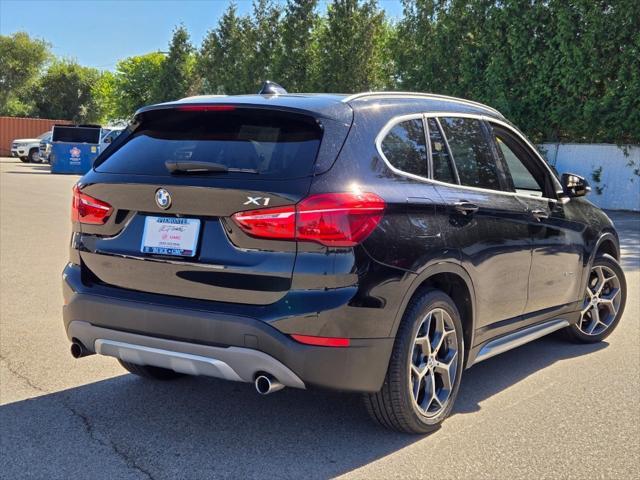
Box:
[409,308,459,418]
[578,265,622,336]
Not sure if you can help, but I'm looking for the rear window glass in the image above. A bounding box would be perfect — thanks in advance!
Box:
[380,118,427,177]
[96,109,322,178]
[52,127,101,144]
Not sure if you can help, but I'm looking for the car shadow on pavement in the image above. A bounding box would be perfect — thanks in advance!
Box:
[455,336,607,414]
[0,336,608,479]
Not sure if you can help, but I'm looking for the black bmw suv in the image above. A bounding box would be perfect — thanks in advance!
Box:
[63,91,627,433]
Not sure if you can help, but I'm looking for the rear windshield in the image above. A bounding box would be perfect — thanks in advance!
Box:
[52,127,101,144]
[96,108,323,178]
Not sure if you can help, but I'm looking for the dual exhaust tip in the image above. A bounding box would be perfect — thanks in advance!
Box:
[254,373,284,395]
[70,340,92,359]
[71,342,284,395]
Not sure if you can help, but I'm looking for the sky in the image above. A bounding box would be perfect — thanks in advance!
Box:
[0,0,404,71]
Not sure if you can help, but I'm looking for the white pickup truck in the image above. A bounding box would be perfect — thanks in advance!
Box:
[11,131,51,163]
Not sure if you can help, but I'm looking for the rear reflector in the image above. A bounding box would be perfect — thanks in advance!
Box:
[231,192,385,247]
[71,184,113,224]
[176,105,236,112]
[291,334,350,347]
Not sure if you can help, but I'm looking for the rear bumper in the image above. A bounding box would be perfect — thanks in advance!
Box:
[63,264,394,392]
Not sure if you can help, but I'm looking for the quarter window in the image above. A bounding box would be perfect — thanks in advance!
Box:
[439,117,502,190]
[381,118,428,177]
[427,118,456,184]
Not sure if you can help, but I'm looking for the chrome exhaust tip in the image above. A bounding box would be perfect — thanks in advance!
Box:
[70,341,92,359]
[255,374,284,395]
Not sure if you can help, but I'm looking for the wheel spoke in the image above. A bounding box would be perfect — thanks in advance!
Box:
[587,306,601,334]
[427,370,438,409]
[434,351,457,392]
[411,362,428,379]
[414,336,431,357]
[412,373,422,401]
[433,327,453,356]
[594,267,607,295]
[429,310,445,354]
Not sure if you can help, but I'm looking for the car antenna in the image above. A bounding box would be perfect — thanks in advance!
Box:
[258,81,287,95]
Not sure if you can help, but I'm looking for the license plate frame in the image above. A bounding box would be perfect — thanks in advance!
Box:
[141,216,201,257]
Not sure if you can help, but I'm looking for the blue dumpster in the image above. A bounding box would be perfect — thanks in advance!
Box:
[50,125,102,174]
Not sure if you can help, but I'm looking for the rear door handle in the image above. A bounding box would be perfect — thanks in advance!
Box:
[453,201,479,215]
[530,208,549,221]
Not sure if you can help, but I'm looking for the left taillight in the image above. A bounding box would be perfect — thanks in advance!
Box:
[71,184,113,224]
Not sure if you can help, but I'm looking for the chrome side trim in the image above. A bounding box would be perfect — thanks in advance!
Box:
[68,321,306,389]
[342,91,503,117]
[470,319,570,366]
[374,111,564,201]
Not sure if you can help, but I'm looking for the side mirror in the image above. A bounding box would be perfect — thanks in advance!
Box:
[104,137,112,144]
[561,173,590,198]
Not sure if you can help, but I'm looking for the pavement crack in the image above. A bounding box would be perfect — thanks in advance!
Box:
[1,356,154,480]
[0,355,48,394]
[65,404,156,480]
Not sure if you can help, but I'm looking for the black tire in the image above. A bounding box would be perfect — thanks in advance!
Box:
[118,359,184,380]
[28,148,40,163]
[364,289,465,434]
[563,254,627,343]
[19,156,29,163]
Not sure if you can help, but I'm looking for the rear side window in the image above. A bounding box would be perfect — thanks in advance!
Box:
[96,108,322,178]
[380,118,427,177]
[427,118,456,184]
[439,117,502,190]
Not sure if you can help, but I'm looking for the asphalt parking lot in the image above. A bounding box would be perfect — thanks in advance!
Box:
[0,157,638,479]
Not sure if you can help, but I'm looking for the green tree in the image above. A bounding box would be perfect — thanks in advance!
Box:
[198,3,254,94]
[0,32,50,115]
[111,52,165,119]
[154,25,196,102]
[92,70,117,123]
[314,0,392,92]
[31,60,101,122]
[248,0,282,89]
[274,0,319,91]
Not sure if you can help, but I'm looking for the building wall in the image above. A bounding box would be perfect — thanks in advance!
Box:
[0,117,72,156]
[541,143,640,212]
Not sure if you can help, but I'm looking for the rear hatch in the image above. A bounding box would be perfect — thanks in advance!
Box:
[76,104,349,305]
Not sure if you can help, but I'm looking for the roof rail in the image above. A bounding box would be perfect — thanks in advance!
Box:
[342,91,502,117]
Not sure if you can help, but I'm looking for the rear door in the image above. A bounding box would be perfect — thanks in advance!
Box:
[77,106,327,305]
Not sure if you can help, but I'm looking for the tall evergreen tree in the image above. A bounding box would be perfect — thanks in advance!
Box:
[154,25,195,102]
[248,0,282,90]
[198,3,254,94]
[274,0,318,92]
[314,0,392,92]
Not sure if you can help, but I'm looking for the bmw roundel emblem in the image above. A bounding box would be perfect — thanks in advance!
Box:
[155,188,172,210]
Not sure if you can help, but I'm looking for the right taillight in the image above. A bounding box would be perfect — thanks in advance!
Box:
[231,192,385,247]
[71,184,113,224]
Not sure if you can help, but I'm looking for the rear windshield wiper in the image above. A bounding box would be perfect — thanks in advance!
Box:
[165,160,258,174]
